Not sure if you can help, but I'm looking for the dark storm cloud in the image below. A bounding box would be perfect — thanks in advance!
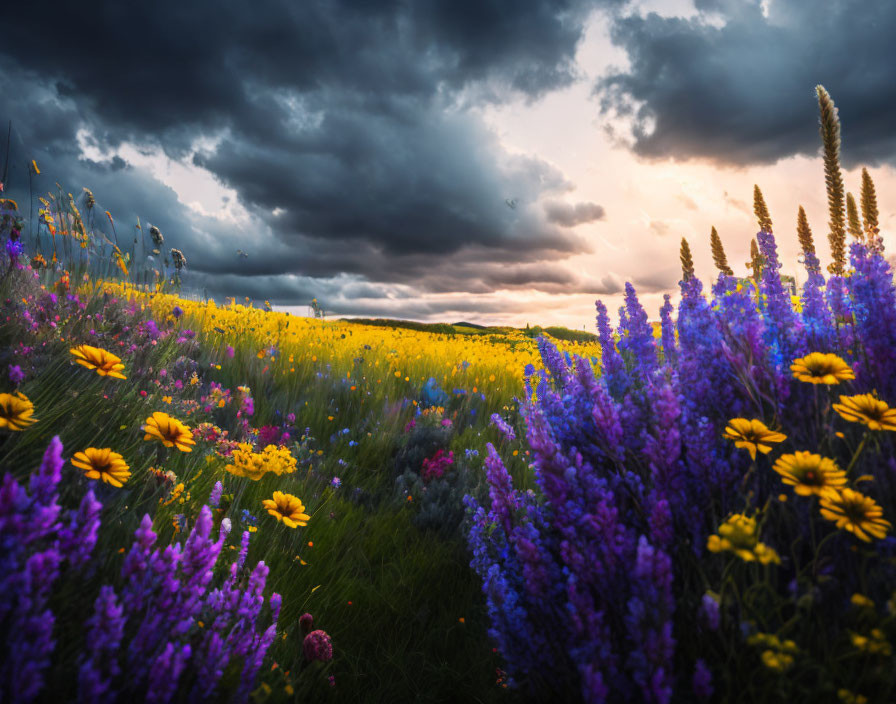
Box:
[596,0,896,167]
[544,200,606,226]
[0,0,626,305]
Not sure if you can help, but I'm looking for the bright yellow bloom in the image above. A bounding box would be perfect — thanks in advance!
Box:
[723,418,787,460]
[70,344,126,379]
[760,649,794,671]
[833,393,896,431]
[748,633,797,671]
[850,593,875,609]
[819,488,891,542]
[0,392,37,431]
[707,513,780,564]
[772,452,847,497]
[263,491,310,528]
[790,352,854,385]
[838,689,869,704]
[71,447,131,487]
[226,443,297,480]
[144,411,195,452]
[849,628,892,656]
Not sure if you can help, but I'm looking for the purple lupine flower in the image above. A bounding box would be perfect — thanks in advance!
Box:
[699,593,720,632]
[659,294,675,365]
[58,489,102,568]
[78,586,125,702]
[8,364,24,385]
[5,549,62,702]
[847,242,896,399]
[145,642,191,704]
[30,435,64,506]
[484,444,519,535]
[617,282,658,379]
[208,481,223,508]
[595,300,629,399]
[490,413,516,441]
[692,659,713,699]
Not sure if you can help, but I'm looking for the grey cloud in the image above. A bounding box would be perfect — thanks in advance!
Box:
[544,200,607,226]
[596,0,896,167]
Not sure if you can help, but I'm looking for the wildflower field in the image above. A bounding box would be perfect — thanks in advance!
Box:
[3,86,896,703]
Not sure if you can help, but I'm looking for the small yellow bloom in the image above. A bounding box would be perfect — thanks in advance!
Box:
[706,513,780,564]
[833,393,896,432]
[850,593,875,609]
[70,344,126,379]
[723,418,787,460]
[760,649,794,671]
[0,392,37,431]
[819,488,891,542]
[162,395,172,404]
[262,491,310,528]
[790,352,854,385]
[849,628,892,656]
[144,411,195,452]
[71,447,131,487]
[772,452,847,497]
[838,689,869,704]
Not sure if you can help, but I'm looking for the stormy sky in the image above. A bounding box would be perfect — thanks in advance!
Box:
[2,0,895,328]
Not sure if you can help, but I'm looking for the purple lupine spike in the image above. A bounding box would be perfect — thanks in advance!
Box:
[120,515,158,613]
[29,435,64,505]
[145,642,191,704]
[692,659,713,699]
[595,300,629,398]
[78,586,125,702]
[236,624,279,701]
[756,229,805,362]
[641,378,682,497]
[625,537,675,704]
[617,282,658,379]
[659,294,675,365]
[490,413,516,442]
[484,443,519,535]
[192,632,229,699]
[5,549,62,703]
[209,481,223,508]
[59,490,102,568]
[847,242,896,399]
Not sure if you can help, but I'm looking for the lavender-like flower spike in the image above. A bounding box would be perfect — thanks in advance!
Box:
[692,659,713,699]
[29,435,63,506]
[78,586,125,702]
[145,642,191,704]
[490,413,516,442]
[484,443,519,536]
[595,300,629,398]
[617,282,658,379]
[209,481,223,508]
[659,294,675,365]
[59,490,102,569]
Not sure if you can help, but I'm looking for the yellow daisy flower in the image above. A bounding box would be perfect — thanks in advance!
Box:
[70,344,127,379]
[263,491,310,528]
[790,352,854,385]
[0,391,37,431]
[144,411,195,452]
[772,451,847,497]
[71,447,131,487]
[723,418,787,460]
[819,488,891,542]
[833,394,896,432]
